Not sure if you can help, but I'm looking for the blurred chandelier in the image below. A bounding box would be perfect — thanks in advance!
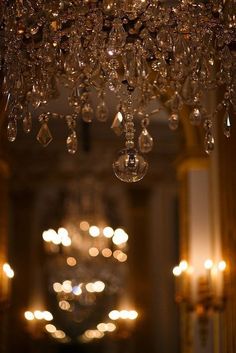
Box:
[1,0,236,182]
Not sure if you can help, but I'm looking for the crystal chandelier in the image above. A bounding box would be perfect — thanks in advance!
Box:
[1,0,235,182]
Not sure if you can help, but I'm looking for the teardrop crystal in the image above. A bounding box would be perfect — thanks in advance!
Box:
[96,102,108,122]
[82,103,93,123]
[168,113,179,131]
[37,122,53,147]
[138,128,153,153]
[204,132,215,154]
[67,131,78,154]
[111,112,123,136]
[189,108,202,126]
[23,112,32,133]
[7,120,17,142]
[223,111,231,138]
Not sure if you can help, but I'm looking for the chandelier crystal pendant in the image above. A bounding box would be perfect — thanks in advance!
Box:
[1,0,236,182]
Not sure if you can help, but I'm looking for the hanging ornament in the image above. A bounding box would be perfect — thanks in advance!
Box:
[7,119,17,142]
[138,117,153,153]
[82,103,93,123]
[168,113,179,131]
[37,114,53,147]
[113,148,148,183]
[66,115,78,154]
[96,95,108,122]
[189,108,202,126]
[223,110,231,138]
[23,111,32,134]
[111,111,124,136]
[204,119,214,154]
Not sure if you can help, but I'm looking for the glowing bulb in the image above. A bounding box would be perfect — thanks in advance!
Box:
[53,330,66,339]
[112,228,128,245]
[80,221,89,231]
[89,226,100,237]
[179,260,188,271]
[89,247,99,257]
[58,227,68,237]
[53,282,62,293]
[43,311,53,321]
[72,285,82,296]
[67,257,77,266]
[129,310,138,320]
[93,281,105,292]
[97,323,107,332]
[59,300,70,311]
[103,227,114,238]
[173,266,181,277]
[61,236,71,247]
[34,310,44,320]
[24,311,34,321]
[218,260,227,271]
[86,283,95,293]
[106,322,116,332]
[42,230,52,242]
[109,310,120,320]
[204,259,213,270]
[102,248,112,257]
[120,310,129,319]
[62,280,72,293]
[45,324,56,333]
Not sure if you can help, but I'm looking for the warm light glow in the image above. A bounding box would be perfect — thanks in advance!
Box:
[89,247,99,257]
[53,282,62,293]
[93,281,105,293]
[62,280,72,293]
[117,252,127,262]
[106,322,116,332]
[53,330,66,339]
[34,310,44,320]
[89,225,100,237]
[72,285,82,296]
[129,310,138,320]
[97,323,107,332]
[42,230,52,242]
[24,311,34,321]
[59,300,70,311]
[67,257,77,266]
[120,310,129,319]
[86,283,94,293]
[173,266,182,277]
[179,260,188,271]
[61,236,72,247]
[58,227,68,238]
[80,221,90,231]
[112,228,128,245]
[218,260,227,271]
[103,226,114,238]
[102,248,112,258]
[43,311,53,321]
[108,310,120,320]
[3,263,14,278]
[204,259,213,270]
[45,324,56,333]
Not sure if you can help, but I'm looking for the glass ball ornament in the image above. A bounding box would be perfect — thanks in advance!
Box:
[113,148,148,183]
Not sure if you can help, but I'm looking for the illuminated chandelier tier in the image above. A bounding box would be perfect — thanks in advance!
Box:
[1,0,236,181]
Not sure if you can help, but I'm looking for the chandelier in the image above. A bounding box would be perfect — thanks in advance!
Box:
[1,0,236,182]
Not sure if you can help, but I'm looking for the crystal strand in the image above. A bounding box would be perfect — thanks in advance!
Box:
[7,119,17,142]
[23,111,32,133]
[223,110,231,138]
[204,119,214,154]
[66,115,78,154]
[168,113,179,131]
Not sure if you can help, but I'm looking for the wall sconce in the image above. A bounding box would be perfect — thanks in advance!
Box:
[173,259,227,345]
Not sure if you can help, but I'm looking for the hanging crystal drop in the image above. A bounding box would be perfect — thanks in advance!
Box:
[7,119,17,142]
[67,131,78,154]
[37,122,53,147]
[96,102,108,122]
[111,112,123,136]
[168,113,179,131]
[113,148,148,183]
[204,132,215,154]
[189,108,202,126]
[23,112,32,133]
[138,128,153,153]
[82,103,93,123]
[223,111,231,138]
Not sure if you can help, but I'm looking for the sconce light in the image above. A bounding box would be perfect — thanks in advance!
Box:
[0,263,14,307]
[173,259,227,345]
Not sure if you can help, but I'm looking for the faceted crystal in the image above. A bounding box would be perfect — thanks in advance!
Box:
[223,111,231,138]
[189,108,202,126]
[23,112,32,133]
[96,102,108,122]
[37,123,53,147]
[111,112,123,136]
[204,132,215,154]
[168,113,179,131]
[82,103,93,123]
[113,148,148,183]
[138,128,153,153]
[7,120,17,142]
[67,131,78,154]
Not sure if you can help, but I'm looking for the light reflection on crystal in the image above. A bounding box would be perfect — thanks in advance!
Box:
[37,123,53,147]
[223,111,231,138]
[7,120,17,142]
[138,128,153,153]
